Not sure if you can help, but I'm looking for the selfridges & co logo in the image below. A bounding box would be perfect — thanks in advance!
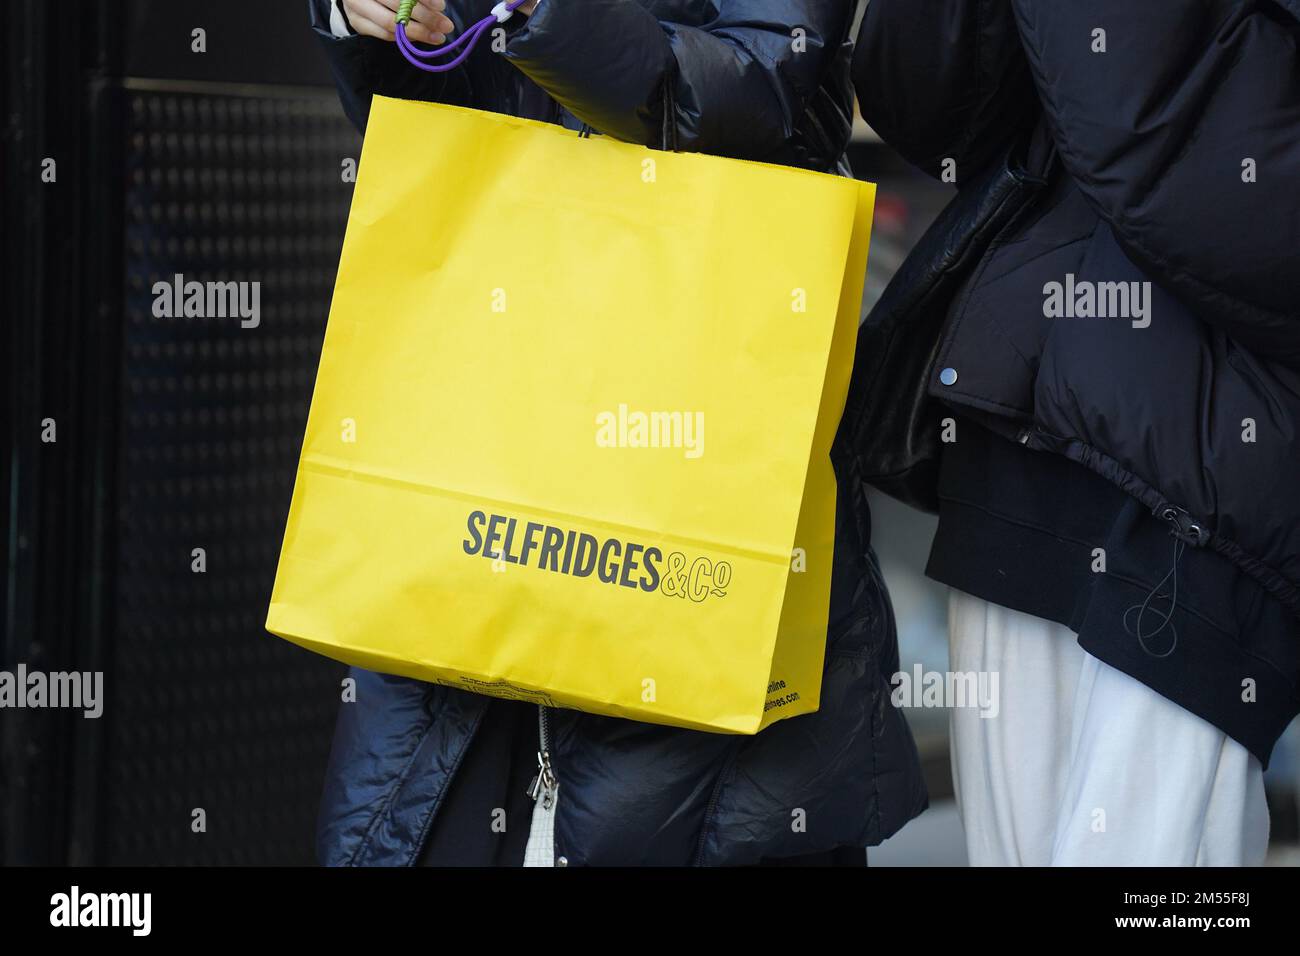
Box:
[463,510,732,603]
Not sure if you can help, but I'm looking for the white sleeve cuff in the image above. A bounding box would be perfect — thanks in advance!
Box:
[328,0,354,37]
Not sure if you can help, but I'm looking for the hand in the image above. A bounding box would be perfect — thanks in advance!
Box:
[342,0,455,45]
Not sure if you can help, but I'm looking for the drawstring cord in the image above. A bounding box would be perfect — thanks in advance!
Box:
[1124,534,1185,658]
[394,0,528,73]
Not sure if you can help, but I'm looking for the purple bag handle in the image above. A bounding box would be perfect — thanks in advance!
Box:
[394,0,529,73]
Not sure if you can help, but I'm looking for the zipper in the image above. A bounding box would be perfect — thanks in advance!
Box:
[691,747,739,866]
[527,705,558,812]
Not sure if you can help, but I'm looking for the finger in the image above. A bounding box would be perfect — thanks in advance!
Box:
[370,0,443,28]
[409,0,452,31]
[345,0,400,34]
[348,10,397,41]
[350,0,449,45]
[403,19,450,44]
[406,12,455,40]
[409,8,453,29]
[349,0,400,23]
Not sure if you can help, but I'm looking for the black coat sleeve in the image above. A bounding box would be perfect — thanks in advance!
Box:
[851,0,1038,181]
[1012,0,1300,365]
[503,0,854,160]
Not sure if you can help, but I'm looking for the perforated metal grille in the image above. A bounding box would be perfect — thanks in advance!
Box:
[108,86,358,864]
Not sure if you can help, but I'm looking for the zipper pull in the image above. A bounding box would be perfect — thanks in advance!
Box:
[527,750,558,810]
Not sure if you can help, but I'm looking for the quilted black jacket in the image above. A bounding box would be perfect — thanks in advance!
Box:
[849,0,1300,759]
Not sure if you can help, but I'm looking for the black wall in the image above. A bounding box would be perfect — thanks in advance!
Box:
[3,0,358,865]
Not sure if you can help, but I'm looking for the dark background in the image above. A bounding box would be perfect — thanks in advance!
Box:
[3,0,356,866]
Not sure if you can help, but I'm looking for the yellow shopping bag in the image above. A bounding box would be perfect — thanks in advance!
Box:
[267,97,874,734]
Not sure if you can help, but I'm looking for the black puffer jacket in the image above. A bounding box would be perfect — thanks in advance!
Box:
[851,1,1300,755]
[856,0,1300,611]
[309,0,926,865]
